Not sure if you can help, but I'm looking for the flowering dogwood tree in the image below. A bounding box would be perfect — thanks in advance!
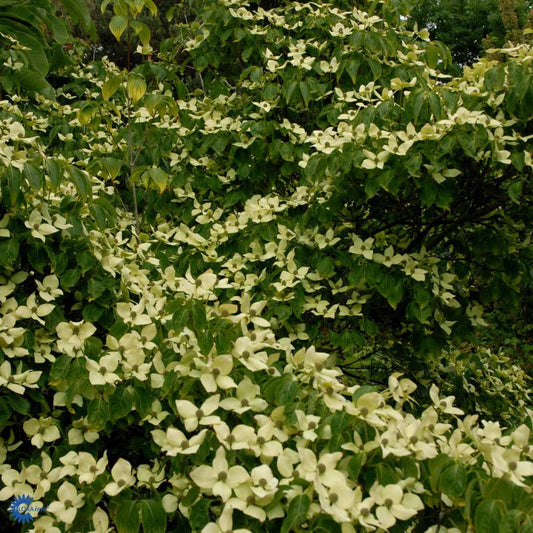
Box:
[0,0,532,531]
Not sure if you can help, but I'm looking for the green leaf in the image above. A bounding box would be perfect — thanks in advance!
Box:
[68,166,91,200]
[140,500,166,533]
[87,398,110,430]
[499,510,523,533]
[347,453,365,481]
[172,306,189,329]
[12,69,54,99]
[283,80,298,104]
[24,163,43,190]
[299,82,310,107]
[484,65,505,92]
[197,331,214,354]
[311,515,342,533]
[46,158,62,189]
[374,463,397,486]
[83,303,104,322]
[361,317,378,336]
[61,268,81,290]
[131,387,152,416]
[507,181,522,203]
[181,486,200,508]
[0,238,19,266]
[281,495,310,533]
[144,0,157,16]
[330,411,349,432]
[90,197,117,229]
[189,499,210,531]
[109,15,128,41]
[426,43,439,69]
[316,256,335,277]
[49,356,72,386]
[439,462,467,498]
[7,394,31,415]
[127,75,147,103]
[115,501,140,533]
[131,21,151,46]
[48,15,69,44]
[475,499,502,533]
[329,411,350,452]
[60,0,95,37]
[345,58,360,84]
[147,168,168,192]
[377,274,403,309]
[413,286,431,309]
[275,379,299,406]
[109,387,134,419]
[102,76,122,100]
[0,401,11,425]
[191,302,207,331]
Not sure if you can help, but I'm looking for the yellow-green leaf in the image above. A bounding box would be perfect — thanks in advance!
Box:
[109,15,128,41]
[131,21,151,46]
[127,76,146,103]
[102,76,122,100]
[148,167,168,193]
[144,0,157,16]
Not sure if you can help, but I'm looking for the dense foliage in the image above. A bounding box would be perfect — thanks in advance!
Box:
[0,0,532,531]
[0,0,94,98]
[407,0,533,66]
